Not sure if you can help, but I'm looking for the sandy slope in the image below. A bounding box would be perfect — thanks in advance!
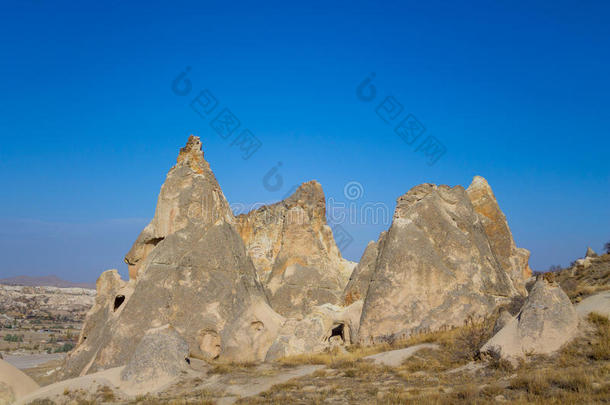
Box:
[0,359,40,404]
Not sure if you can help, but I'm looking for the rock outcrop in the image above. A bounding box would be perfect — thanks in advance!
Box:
[236,181,355,317]
[343,232,386,306]
[0,359,39,405]
[120,325,189,385]
[466,176,532,293]
[62,137,540,375]
[124,136,234,280]
[265,301,363,361]
[62,270,134,379]
[481,277,578,360]
[63,136,283,378]
[357,182,522,344]
[585,247,598,258]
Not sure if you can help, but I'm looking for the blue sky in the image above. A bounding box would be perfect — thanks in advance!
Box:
[1,0,609,282]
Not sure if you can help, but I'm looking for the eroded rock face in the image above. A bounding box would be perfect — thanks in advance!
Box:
[343,232,386,306]
[63,137,282,378]
[236,181,355,317]
[358,183,521,344]
[466,176,532,294]
[62,269,134,379]
[482,277,578,360]
[265,301,363,361]
[125,136,234,280]
[0,359,39,405]
[120,325,189,385]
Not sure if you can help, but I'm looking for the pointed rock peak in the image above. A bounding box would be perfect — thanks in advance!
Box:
[124,134,234,280]
[176,135,209,174]
[585,246,598,258]
[285,180,325,205]
[467,175,495,196]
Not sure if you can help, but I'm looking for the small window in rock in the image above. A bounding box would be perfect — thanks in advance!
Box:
[330,323,345,342]
[113,295,126,311]
[185,357,191,365]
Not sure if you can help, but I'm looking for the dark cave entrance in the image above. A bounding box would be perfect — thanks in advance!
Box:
[113,295,125,311]
[330,323,345,342]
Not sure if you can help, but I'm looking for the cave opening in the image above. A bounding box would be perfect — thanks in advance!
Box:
[113,295,126,311]
[330,323,345,342]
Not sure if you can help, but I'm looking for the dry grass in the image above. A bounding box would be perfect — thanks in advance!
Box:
[244,312,610,404]
[128,390,216,405]
[277,318,489,368]
[588,312,610,361]
[208,361,257,374]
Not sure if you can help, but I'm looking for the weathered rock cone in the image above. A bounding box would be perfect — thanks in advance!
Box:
[236,181,355,317]
[62,138,540,377]
[356,182,524,344]
[124,136,234,280]
[481,277,578,360]
[63,136,282,378]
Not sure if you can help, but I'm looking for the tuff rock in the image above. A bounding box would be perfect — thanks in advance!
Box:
[124,136,234,280]
[343,232,387,306]
[0,359,39,405]
[493,308,514,335]
[62,137,541,376]
[466,176,532,293]
[236,181,355,317]
[585,247,598,258]
[481,277,578,360]
[265,300,363,361]
[62,136,282,377]
[357,182,524,344]
[120,325,189,385]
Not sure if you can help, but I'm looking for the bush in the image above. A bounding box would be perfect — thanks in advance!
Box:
[485,346,514,372]
[3,334,24,342]
[54,342,75,353]
[447,315,495,363]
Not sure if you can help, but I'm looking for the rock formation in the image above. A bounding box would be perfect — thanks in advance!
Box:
[0,359,39,405]
[236,181,355,317]
[466,176,532,293]
[493,308,514,335]
[343,232,386,306]
[62,270,134,379]
[585,247,598,258]
[481,277,578,360]
[62,136,539,377]
[120,325,190,385]
[63,136,283,378]
[265,300,363,361]
[357,182,523,344]
[124,136,234,280]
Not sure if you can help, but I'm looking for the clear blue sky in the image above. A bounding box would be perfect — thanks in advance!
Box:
[1,0,609,283]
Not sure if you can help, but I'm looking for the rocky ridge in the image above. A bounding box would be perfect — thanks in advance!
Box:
[355,183,525,344]
[236,181,355,317]
[62,135,540,382]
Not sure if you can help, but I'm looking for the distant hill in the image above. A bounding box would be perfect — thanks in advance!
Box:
[0,275,95,289]
[543,253,610,302]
